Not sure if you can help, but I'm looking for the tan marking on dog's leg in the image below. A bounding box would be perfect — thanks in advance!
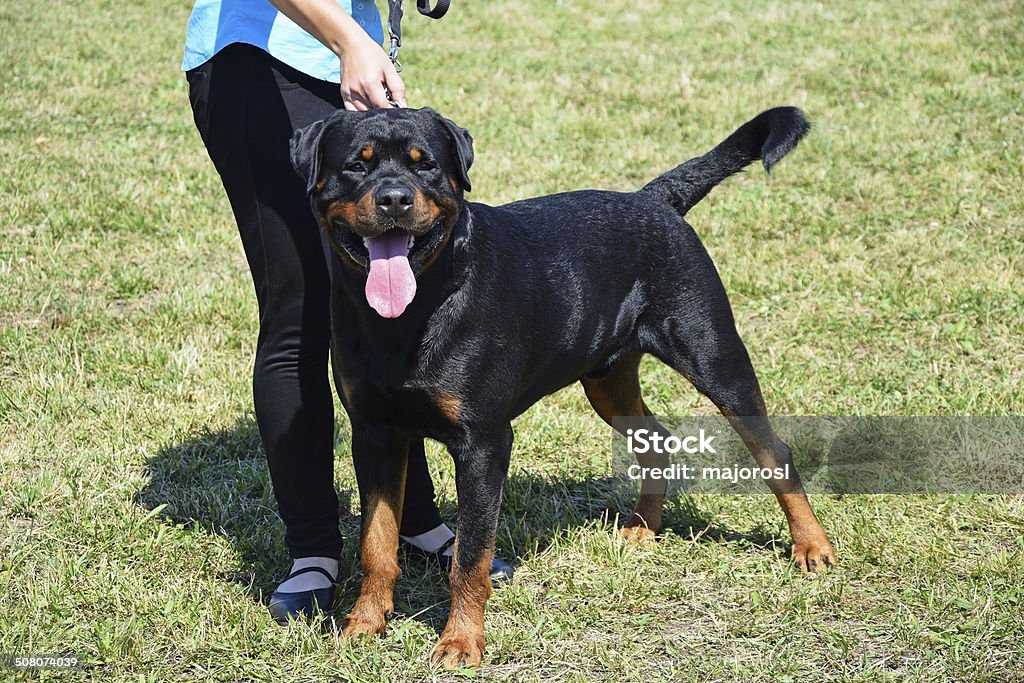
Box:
[582,354,666,539]
[341,480,405,639]
[775,489,836,572]
[726,414,837,572]
[431,540,492,669]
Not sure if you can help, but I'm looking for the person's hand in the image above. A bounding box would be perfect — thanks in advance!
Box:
[339,30,407,110]
[265,1,406,109]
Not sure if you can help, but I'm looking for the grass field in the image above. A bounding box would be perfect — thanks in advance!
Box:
[1,0,1022,680]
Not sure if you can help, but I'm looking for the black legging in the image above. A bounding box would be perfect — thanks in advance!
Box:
[186,43,442,559]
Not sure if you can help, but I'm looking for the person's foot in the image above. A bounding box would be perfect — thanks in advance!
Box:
[276,557,338,592]
[400,524,514,584]
[267,557,338,624]
[401,524,456,559]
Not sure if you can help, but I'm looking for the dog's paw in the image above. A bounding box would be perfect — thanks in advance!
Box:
[431,631,484,669]
[618,511,659,544]
[340,614,387,640]
[791,537,837,573]
[618,525,657,544]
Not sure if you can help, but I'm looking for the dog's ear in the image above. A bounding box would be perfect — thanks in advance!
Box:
[290,115,337,193]
[432,111,474,193]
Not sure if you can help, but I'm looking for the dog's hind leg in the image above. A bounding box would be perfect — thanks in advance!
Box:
[582,353,671,542]
[653,320,837,572]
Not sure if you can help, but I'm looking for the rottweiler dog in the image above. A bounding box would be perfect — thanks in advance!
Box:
[290,106,837,668]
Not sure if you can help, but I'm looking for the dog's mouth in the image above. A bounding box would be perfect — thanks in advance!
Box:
[331,220,449,319]
[363,229,416,319]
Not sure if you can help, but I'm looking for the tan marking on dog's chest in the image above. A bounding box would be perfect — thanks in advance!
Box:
[433,390,462,422]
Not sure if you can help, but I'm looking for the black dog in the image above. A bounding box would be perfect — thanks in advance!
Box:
[290,106,837,668]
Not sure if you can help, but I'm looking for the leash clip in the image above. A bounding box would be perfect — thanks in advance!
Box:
[388,36,403,73]
[386,0,449,75]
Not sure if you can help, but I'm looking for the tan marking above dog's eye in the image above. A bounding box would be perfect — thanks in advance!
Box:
[360,146,374,161]
[408,148,422,163]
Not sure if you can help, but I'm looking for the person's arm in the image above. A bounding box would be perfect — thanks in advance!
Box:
[267,0,406,110]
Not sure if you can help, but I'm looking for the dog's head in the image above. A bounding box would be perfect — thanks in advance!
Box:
[290,107,473,319]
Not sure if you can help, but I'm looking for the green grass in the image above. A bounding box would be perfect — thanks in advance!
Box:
[1,0,1022,680]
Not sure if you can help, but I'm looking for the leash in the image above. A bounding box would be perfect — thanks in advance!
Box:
[385,0,450,73]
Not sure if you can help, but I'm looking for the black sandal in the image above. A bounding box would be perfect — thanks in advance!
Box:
[400,537,514,584]
[267,566,337,624]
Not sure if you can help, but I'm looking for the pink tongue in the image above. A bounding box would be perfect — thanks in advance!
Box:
[365,231,416,318]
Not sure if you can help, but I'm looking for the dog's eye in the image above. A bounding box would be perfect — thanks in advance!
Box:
[415,161,438,174]
[345,162,368,174]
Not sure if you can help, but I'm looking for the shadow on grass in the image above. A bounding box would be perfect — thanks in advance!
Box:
[134,417,320,602]
[498,466,789,559]
[136,417,788,630]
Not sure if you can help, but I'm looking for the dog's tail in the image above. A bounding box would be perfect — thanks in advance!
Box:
[640,107,810,217]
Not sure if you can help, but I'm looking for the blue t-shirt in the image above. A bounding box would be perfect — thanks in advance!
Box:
[181,0,384,82]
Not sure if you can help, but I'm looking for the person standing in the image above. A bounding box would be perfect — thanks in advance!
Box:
[181,0,512,623]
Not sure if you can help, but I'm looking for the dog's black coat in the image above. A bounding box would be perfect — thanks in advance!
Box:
[291,106,831,665]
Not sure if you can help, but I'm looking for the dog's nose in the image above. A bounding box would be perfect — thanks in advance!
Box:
[375,185,414,218]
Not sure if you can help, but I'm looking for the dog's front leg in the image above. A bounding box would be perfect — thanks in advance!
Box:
[341,420,409,640]
[432,425,513,669]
